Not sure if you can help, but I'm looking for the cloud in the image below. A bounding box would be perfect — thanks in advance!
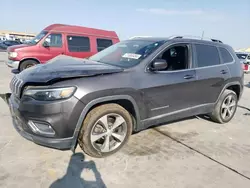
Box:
[136,8,204,16]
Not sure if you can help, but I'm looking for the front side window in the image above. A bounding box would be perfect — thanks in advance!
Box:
[247,55,250,60]
[67,36,90,52]
[219,47,234,63]
[152,45,189,71]
[89,40,165,68]
[44,33,62,47]
[97,39,113,52]
[195,44,220,67]
[28,31,48,45]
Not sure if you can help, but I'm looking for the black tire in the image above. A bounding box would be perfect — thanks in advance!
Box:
[78,103,133,158]
[210,89,238,124]
[19,60,38,71]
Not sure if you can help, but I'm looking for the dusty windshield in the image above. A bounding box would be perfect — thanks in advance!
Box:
[28,31,48,45]
[89,40,165,68]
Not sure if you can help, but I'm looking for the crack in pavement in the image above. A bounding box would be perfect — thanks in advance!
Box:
[238,105,250,111]
[238,105,250,116]
[153,128,250,181]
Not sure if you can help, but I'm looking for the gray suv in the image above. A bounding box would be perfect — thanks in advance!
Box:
[4,36,244,158]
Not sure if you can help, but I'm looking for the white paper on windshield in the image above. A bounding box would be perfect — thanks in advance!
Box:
[122,53,141,59]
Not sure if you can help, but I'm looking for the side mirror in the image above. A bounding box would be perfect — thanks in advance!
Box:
[43,41,49,47]
[151,59,168,71]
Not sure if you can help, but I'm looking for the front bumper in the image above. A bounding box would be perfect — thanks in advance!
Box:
[4,93,84,150]
[6,60,20,69]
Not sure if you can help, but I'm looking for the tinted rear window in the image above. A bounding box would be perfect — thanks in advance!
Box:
[195,44,220,67]
[97,39,113,52]
[236,53,247,59]
[67,36,90,52]
[219,47,234,63]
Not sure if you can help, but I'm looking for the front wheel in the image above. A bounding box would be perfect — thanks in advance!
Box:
[210,89,238,123]
[19,60,38,71]
[78,104,133,158]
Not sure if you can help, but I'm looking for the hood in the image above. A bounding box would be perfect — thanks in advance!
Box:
[17,55,124,84]
[7,44,31,52]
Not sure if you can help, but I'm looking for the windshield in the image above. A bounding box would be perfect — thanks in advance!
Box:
[236,53,247,59]
[28,31,48,45]
[89,40,165,68]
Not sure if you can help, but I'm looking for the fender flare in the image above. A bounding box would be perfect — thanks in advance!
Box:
[70,95,140,151]
[216,81,242,103]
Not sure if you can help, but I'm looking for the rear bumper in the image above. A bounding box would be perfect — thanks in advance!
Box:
[6,60,19,69]
[5,93,84,150]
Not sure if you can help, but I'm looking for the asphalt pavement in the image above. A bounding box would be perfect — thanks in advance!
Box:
[0,52,250,188]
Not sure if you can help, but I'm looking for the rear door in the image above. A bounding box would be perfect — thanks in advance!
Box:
[193,43,231,104]
[65,35,93,58]
[39,33,65,63]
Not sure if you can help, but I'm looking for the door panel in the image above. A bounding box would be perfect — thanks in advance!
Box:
[141,69,197,118]
[195,65,230,104]
[65,35,93,58]
[139,43,200,121]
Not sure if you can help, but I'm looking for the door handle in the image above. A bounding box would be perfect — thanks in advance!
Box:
[184,75,194,79]
[220,70,227,74]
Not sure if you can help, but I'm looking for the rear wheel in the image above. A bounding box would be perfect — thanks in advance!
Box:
[19,60,38,71]
[210,89,238,123]
[78,104,133,158]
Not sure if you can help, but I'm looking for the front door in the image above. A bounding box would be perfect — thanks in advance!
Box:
[141,43,199,120]
[143,69,197,118]
[39,33,65,63]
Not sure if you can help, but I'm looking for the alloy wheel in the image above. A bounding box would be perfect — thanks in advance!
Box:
[220,94,237,121]
[90,113,127,153]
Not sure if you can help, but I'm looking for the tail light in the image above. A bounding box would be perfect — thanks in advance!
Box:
[244,64,249,71]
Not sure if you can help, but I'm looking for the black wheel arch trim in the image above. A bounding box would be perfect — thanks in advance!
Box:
[216,81,242,103]
[70,95,141,151]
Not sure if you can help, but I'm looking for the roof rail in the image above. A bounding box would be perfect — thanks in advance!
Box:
[129,36,152,39]
[168,35,223,43]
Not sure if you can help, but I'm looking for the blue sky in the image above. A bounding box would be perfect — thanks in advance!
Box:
[2,0,250,49]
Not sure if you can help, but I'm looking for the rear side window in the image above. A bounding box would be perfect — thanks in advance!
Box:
[195,44,220,67]
[219,47,234,63]
[67,36,90,52]
[97,39,113,52]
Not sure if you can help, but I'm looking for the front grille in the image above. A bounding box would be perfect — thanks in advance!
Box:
[10,76,24,98]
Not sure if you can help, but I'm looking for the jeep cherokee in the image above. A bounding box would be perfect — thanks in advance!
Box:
[4,36,244,158]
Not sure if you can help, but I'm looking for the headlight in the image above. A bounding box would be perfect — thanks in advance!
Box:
[9,52,18,58]
[23,87,76,101]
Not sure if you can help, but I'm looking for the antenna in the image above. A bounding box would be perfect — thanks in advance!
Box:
[201,31,204,40]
